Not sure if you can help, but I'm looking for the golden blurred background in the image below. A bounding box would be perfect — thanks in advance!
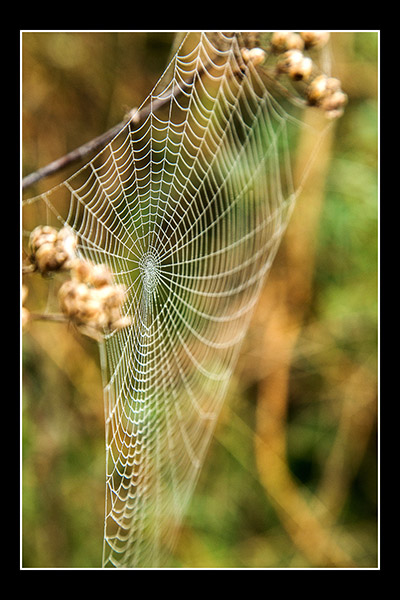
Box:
[22,31,378,568]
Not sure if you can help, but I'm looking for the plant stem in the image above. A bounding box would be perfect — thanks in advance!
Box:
[22,65,206,192]
[29,312,69,323]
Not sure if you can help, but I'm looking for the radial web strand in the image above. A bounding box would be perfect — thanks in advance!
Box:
[22,32,331,568]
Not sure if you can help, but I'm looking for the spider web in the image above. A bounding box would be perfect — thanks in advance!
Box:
[22,32,330,568]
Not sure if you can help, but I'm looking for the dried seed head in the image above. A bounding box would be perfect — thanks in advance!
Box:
[293,56,313,81]
[56,227,77,268]
[29,226,78,275]
[29,226,58,253]
[307,74,329,104]
[307,75,341,105]
[99,284,126,309]
[306,74,347,118]
[72,259,94,283]
[89,264,113,288]
[300,31,330,50]
[58,271,129,333]
[58,280,89,319]
[277,50,313,81]
[98,283,129,330]
[271,31,304,53]
[34,242,62,274]
[241,47,266,67]
[78,296,106,325]
[320,90,348,119]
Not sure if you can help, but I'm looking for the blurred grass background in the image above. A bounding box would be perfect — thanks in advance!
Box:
[22,31,378,568]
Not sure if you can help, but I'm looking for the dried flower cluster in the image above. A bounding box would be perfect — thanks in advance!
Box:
[306,74,348,119]
[240,31,347,120]
[300,31,331,50]
[29,225,77,275]
[23,225,131,337]
[272,31,347,119]
[59,260,131,333]
[276,49,313,82]
[241,46,267,67]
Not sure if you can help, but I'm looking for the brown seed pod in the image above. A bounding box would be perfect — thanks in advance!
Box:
[277,50,313,81]
[307,75,341,105]
[320,90,348,119]
[98,284,126,308]
[72,258,94,283]
[241,47,266,67]
[78,295,106,327]
[34,242,63,274]
[29,226,78,275]
[89,264,114,288]
[29,226,58,253]
[56,227,78,269]
[306,74,347,118]
[300,31,330,50]
[271,31,304,53]
[58,280,89,319]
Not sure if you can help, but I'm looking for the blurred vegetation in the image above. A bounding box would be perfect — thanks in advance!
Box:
[22,31,378,568]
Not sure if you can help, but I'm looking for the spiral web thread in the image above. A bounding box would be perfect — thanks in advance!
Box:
[23,32,329,567]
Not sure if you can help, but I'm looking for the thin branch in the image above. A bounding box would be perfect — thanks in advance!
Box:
[22,121,126,191]
[29,312,69,323]
[22,66,206,192]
